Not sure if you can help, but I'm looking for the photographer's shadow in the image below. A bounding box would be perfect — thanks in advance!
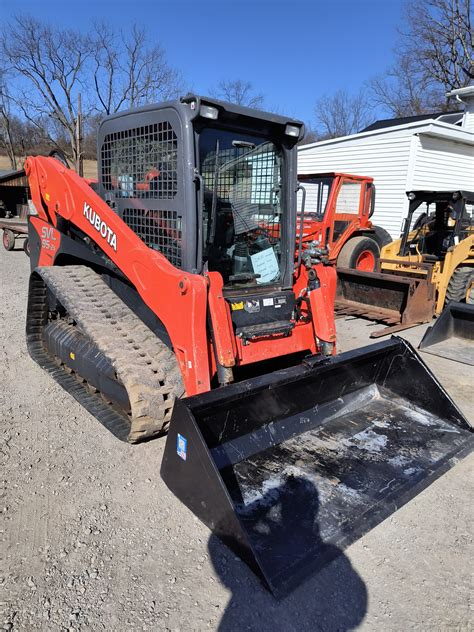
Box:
[208,475,367,632]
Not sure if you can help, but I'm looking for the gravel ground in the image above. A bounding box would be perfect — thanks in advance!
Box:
[1,246,473,631]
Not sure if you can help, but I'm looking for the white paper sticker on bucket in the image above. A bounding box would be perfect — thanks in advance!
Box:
[250,248,279,284]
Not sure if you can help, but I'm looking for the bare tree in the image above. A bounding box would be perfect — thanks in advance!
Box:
[0,69,17,169]
[211,79,265,108]
[370,0,473,116]
[369,53,442,117]
[405,0,473,90]
[1,16,89,171]
[299,123,319,146]
[314,90,373,139]
[91,22,184,116]
[0,71,51,166]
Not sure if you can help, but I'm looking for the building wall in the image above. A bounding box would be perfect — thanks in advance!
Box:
[298,135,413,237]
[298,128,474,238]
[411,135,474,190]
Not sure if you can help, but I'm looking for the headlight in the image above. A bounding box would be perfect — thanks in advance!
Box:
[200,105,219,120]
[285,124,300,137]
[407,192,416,201]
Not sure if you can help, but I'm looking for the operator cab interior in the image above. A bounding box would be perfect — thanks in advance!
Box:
[407,201,456,257]
[198,127,284,289]
[405,195,471,259]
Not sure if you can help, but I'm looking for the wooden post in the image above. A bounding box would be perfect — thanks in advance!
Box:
[76,93,83,177]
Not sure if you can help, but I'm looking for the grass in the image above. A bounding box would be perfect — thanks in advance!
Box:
[0,155,98,180]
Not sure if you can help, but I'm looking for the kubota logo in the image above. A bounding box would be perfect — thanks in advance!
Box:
[83,202,117,251]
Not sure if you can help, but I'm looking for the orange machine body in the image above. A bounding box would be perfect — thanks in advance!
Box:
[26,156,337,397]
[298,173,376,263]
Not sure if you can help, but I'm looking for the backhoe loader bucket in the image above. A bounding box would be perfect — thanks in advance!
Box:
[419,302,474,365]
[161,338,473,597]
[335,268,436,337]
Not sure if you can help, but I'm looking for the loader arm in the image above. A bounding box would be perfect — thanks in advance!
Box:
[25,155,212,396]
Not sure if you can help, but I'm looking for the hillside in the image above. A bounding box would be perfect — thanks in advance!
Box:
[0,155,98,180]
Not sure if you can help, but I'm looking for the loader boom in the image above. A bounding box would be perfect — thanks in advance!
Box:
[26,156,212,395]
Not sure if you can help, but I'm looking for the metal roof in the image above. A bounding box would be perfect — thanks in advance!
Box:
[299,116,474,153]
[0,169,28,187]
[0,169,17,178]
[361,111,463,133]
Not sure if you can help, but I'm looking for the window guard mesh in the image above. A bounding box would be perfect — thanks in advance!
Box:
[201,147,281,247]
[122,208,182,268]
[101,122,177,199]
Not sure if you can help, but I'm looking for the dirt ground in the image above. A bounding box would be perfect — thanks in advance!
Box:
[1,245,473,631]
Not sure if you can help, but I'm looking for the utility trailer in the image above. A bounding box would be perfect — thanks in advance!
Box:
[0,168,31,255]
[1,217,29,254]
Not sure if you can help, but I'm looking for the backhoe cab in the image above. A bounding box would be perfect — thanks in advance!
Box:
[297,173,391,271]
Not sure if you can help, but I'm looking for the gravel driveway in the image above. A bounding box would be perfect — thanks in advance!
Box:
[1,246,472,631]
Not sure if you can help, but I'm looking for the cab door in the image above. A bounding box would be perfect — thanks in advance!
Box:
[328,178,365,255]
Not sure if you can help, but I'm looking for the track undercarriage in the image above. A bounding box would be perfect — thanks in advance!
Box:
[27,265,184,442]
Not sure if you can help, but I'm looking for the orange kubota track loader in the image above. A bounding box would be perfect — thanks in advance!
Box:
[24,95,473,597]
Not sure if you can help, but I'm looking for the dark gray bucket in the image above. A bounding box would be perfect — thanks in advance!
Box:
[161,338,473,598]
[419,302,474,365]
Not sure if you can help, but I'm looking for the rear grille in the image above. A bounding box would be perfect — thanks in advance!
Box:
[123,208,182,268]
[101,122,178,199]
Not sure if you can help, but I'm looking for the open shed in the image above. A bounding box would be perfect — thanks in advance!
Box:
[0,168,30,218]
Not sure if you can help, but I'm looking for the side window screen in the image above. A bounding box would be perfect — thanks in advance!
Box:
[122,208,182,268]
[298,178,331,217]
[336,182,362,214]
[101,122,177,199]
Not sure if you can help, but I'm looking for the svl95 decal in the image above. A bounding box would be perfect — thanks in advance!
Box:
[41,225,57,251]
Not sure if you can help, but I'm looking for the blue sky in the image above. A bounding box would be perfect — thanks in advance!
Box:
[1,0,405,125]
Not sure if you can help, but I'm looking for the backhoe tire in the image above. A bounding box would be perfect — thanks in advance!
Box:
[2,229,15,251]
[372,226,392,248]
[446,266,474,304]
[23,238,30,257]
[337,236,380,272]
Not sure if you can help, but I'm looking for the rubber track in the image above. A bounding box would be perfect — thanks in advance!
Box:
[27,265,184,442]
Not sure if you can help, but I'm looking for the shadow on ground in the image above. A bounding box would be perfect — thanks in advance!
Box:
[208,475,367,632]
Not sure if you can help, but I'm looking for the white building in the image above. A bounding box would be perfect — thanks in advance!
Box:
[298,86,474,237]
